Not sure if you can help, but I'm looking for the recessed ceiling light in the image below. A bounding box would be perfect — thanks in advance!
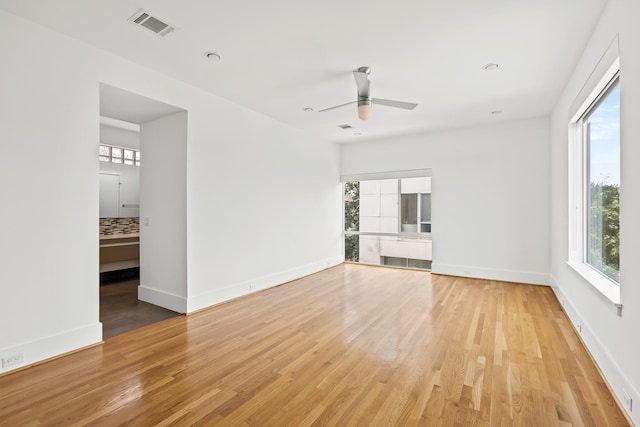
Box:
[204,51,221,61]
[482,63,499,71]
[354,132,362,136]
[491,110,502,115]
[304,107,314,112]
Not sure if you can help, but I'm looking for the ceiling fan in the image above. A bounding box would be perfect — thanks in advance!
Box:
[318,66,418,120]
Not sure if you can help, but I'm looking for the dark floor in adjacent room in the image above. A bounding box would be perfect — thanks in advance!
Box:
[100,279,180,339]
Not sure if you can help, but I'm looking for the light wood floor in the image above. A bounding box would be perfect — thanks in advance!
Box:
[0,264,629,426]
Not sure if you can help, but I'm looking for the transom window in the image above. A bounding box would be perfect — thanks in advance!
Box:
[100,144,141,166]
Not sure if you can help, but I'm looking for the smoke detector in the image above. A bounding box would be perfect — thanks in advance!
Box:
[128,9,176,37]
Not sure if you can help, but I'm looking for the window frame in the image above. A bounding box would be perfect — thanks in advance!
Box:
[567,60,620,305]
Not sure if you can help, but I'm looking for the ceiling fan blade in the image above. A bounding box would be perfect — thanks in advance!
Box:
[372,98,418,110]
[318,100,357,113]
[353,68,371,98]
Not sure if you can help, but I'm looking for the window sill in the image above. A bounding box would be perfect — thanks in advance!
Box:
[398,232,432,239]
[566,260,620,304]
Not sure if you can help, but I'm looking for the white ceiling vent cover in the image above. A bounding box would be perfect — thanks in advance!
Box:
[127,9,176,37]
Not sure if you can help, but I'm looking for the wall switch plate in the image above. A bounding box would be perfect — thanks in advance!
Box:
[2,353,24,368]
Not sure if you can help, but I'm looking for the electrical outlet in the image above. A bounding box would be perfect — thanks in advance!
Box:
[575,322,582,333]
[463,270,472,276]
[623,390,633,412]
[2,353,24,368]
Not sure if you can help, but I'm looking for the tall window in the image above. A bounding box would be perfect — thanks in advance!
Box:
[584,78,620,282]
[344,181,360,261]
[568,62,620,302]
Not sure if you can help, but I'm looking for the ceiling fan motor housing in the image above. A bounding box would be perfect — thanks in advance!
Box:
[318,66,417,119]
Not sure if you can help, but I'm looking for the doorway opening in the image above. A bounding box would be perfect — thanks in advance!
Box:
[99,84,187,338]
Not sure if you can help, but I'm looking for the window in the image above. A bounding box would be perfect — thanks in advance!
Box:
[584,80,620,282]
[568,60,620,303]
[382,256,432,270]
[99,145,111,162]
[111,147,123,163]
[99,144,141,166]
[123,149,135,165]
[344,181,360,261]
[400,177,431,234]
[342,172,432,270]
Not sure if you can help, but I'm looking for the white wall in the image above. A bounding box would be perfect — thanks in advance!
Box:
[185,107,343,311]
[341,117,550,285]
[550,0,640,423]
[99,162,140,218]
[139,112,188,313]
[100,124,139,149]
[0,10,341,373]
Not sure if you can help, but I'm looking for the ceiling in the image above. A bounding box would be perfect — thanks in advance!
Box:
[100,83,185,125]
[0,0,606,142]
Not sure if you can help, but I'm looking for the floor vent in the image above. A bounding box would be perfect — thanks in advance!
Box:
[127,9,176,37]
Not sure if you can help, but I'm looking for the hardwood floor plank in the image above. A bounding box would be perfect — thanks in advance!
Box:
[0,264,630,426]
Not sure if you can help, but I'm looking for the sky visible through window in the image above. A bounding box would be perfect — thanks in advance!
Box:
[588,84,620,186]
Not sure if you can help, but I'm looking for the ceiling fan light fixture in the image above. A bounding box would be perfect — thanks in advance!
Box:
[358,99,372,120]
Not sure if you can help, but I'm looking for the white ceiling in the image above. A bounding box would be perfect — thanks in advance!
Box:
[0,0,606,142]
[100,83,185,125]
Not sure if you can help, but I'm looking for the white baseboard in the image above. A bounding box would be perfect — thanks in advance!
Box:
[138,286,187,313]
[550,274,637,425]
[187,256,343,313]
[431,262,549,285]
[0,322,102,375]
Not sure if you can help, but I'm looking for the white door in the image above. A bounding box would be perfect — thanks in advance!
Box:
[99,173,120,217]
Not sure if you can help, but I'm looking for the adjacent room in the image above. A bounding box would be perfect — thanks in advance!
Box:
[98,85,188,338]
[0,0,638,425]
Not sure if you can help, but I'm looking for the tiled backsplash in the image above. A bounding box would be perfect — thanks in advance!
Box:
[100,217,140,235]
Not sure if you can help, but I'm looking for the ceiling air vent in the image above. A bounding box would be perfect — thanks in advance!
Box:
[127,9,176,37]
[338,124,353,129]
